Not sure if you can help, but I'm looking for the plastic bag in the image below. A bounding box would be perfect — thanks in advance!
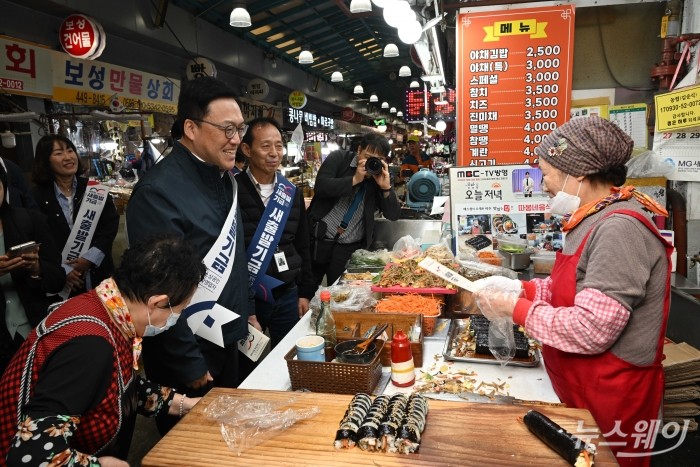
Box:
[214,399,320,456]
[309,285,377,327]
[625,150,675,178]
[348,248,391,268]
[423,239,455,264]
[391,235,422,260]
[488,317,516,367]
[457,259,518,281]
[204,395,296,425]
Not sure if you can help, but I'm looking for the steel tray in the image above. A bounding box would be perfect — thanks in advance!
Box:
[442,318,541,368]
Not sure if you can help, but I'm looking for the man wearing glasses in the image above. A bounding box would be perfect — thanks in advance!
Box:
[308,132,400,286]
[126,77,252,434]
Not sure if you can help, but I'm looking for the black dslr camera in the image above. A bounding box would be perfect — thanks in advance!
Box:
[364,156,383,176]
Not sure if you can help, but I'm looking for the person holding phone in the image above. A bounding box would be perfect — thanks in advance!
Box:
[0,164,65,374]
[31,135,119,296]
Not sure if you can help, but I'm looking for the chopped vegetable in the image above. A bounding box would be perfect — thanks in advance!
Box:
[376,294,442,316]
[377,260,456,289]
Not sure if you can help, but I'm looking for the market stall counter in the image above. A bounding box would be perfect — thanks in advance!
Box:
[239,311,559,403]
[142,388,617,466]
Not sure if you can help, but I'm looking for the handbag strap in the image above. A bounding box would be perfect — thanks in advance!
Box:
[335,182,366,239]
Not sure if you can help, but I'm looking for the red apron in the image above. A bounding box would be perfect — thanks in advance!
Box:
[542,210,672,466]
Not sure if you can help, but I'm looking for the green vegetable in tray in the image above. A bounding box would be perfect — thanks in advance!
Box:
[499,244,525,254]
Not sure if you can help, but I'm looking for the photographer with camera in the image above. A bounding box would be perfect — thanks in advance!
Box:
[308,132,400,286]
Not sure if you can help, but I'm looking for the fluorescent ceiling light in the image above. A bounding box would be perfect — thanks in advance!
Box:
[369,93,378,102]
[398,65,411,77]
[421,74,443,82]
[389,107,397,113]
[409,80,420,88]
[354,84,364,94]
[396,111,403,117]
[381,101,389,109]
[331,71,343,82]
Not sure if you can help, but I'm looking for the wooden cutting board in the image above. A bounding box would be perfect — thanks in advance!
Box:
[142,388,617,466]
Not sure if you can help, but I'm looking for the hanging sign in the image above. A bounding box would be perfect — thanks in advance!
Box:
[404,88,426,122]
[288,90,307,109]
[247,78,269,100]
[59,14,105,60]
[186,56,217,80]
[456,5,575,166]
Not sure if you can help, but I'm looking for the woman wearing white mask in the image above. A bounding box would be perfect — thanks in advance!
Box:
[473,116,670,467]
[0,235,206,467]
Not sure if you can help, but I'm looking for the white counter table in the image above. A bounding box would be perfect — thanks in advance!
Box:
[240,312,560,403]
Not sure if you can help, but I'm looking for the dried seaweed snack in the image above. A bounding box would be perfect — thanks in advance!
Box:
[523,410,596,466]
[334,393,372,449]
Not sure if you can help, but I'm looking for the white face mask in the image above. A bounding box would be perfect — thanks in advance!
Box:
[143,301,179,337]
[549,175,582,215]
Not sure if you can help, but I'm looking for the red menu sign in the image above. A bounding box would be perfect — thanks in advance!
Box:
[430,88,456,121]
[456,6,575,166]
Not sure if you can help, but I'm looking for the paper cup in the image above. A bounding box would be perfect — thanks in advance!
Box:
[295,335,325,362]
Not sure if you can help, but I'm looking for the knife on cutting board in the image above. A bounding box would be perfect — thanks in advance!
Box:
[457,392,566,407]
[422,392,565,407]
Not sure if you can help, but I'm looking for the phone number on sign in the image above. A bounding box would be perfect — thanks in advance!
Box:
[0,77,24,91]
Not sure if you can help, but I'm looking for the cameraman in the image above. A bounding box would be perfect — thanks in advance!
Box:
[308,133,400,286]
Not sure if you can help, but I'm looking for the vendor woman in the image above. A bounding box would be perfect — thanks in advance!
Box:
[473,116,671,466]
[0,235,205,466]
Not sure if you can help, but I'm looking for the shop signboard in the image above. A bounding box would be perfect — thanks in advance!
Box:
[237,96,282,125]
[247,78,269,100]
[429,88,456,121]
[288,90,307,109]
[185,56,217,80]
[456,5,575,166]
[449,165,562,256]
[285,107,334,130]
[52,54,180,114]
[59,14,105,60]
[0,35,53,98]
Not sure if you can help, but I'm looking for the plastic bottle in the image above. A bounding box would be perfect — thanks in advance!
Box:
[391,329,415,387]
[316,290,337,361]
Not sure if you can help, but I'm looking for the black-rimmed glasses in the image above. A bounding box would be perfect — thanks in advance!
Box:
[190,119,248,139]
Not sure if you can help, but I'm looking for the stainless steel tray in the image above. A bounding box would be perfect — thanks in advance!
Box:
[442,318,541,368]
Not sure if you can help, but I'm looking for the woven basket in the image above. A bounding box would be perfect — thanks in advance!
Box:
[284,339,384,394]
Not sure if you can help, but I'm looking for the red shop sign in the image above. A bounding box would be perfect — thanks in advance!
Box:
[59,14,103,60]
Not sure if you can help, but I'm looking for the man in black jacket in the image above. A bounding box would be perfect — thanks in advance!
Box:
[308,133,400,285]
[237,117,316,349]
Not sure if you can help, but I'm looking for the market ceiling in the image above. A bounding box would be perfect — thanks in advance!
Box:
[169,0,464,112]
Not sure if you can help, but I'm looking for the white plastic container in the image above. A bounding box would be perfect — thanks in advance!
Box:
[532,252,556,275]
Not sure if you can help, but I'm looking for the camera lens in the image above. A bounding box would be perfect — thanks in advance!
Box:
[365,156,383,176]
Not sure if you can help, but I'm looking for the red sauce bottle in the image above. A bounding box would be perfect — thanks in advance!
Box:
[391,329,415,387]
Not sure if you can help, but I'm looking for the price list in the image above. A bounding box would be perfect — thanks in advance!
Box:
[456,6,575,166]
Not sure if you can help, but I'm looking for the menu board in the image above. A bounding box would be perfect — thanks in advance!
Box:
[430,88,456,121]
[456,6,575,166]
[404,88,426,122]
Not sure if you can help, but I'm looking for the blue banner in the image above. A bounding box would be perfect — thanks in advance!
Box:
[245,175,297,303]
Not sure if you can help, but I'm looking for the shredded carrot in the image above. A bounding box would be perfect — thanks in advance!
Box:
[376,294,442,316]
[477,251,499,258]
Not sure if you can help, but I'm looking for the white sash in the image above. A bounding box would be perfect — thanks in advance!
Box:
[58,183,109,299]
[184,177,240,347]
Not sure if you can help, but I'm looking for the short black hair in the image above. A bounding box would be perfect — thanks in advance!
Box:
[177,77,238,123]
[32,134,85,186]
[525,171,530,175]
[358,132,390,158]
[241,117,283,147]
[113,234,205,307]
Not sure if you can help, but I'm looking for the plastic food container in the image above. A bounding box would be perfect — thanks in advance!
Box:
[495,235,528,254]
[532,252,556,274]
[477,251,503,266]
[500,250,533,271]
